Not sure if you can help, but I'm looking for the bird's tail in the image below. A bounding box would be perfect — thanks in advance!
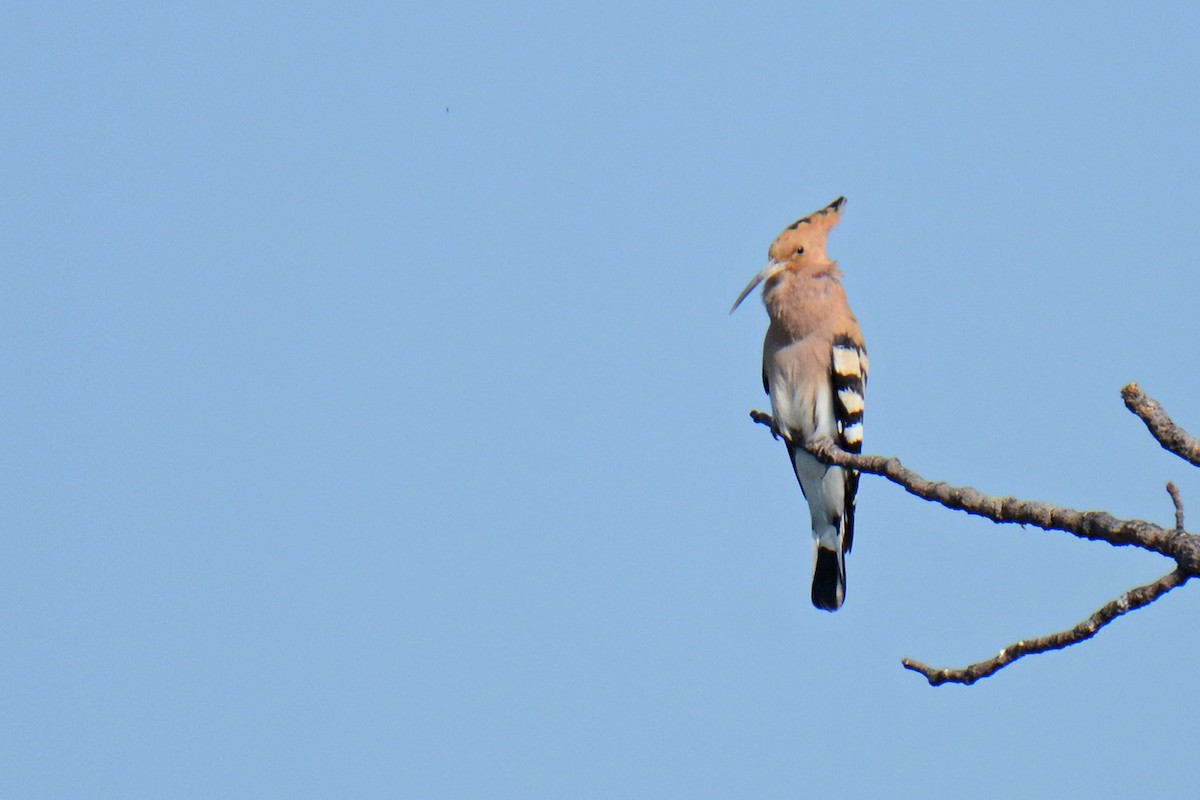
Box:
[811,543,845,611]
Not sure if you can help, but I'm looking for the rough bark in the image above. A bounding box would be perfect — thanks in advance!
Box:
[1122,383,1200,469]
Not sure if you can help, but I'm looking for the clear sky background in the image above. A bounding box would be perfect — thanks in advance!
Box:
[4,2,1200,797]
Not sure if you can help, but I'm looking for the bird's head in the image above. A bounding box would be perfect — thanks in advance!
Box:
[730,196,846,314]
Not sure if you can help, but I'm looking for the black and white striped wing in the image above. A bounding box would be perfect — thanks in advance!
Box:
[830,334,867,553]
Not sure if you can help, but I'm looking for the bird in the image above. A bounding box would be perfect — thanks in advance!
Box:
[730,196,867,611]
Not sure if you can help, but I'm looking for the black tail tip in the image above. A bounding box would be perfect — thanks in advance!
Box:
[811,546,845,612]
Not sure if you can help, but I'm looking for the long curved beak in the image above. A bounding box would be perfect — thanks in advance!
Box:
[729,261,786,314]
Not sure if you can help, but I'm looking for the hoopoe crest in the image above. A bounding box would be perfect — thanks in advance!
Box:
[731,196,868,611]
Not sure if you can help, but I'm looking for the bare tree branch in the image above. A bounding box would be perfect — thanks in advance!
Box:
[749,409,1197,568]
[747,384,1200,685]
[900,568,1192,686]
[1122,382,1200,468]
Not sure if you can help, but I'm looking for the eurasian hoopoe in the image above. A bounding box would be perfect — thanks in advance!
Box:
[730,196,867,611]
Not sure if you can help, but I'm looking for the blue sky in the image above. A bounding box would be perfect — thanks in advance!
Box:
[4,2,1200,797]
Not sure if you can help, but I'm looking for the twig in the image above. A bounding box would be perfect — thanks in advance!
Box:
[1167,482,1185,533]
[1122,383,1200,468]
[900,568,1192,686]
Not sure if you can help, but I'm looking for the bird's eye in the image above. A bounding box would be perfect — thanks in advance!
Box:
[795,246,805,255]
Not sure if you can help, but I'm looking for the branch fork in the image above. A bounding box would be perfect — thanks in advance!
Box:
[749,383,1199,685]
